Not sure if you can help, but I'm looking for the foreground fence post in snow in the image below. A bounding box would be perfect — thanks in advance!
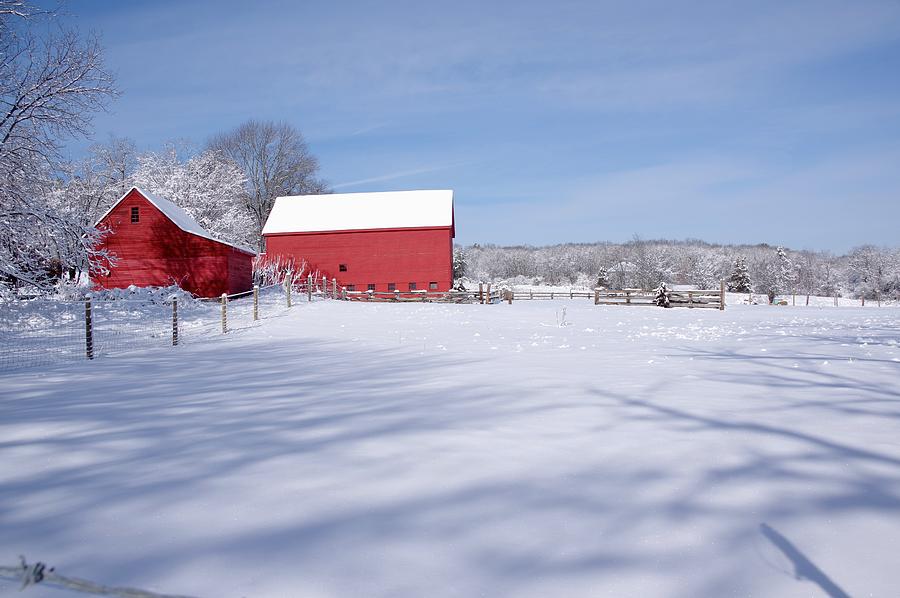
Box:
[594,288,599,305]
[253,285,259,320]
[478,282,484,304]
[172,298,178,346]
[84,300,94,360]
[486,283,491,304]
[342,287,347,300]
[221,293,227,334]
[286,279,292,308]
[308,274,313,302]
[720,281,725,311]
[507,290,513,305]
[332,278,337,299]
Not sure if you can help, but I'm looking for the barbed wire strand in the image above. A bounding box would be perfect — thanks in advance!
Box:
[0,556,198,598]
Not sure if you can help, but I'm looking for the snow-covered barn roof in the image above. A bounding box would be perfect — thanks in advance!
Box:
[96,187,255,255]
[262,190,454,235]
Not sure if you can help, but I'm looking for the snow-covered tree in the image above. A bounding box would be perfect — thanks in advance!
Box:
[0,2,118,292]
[727,257,751,292]
[596,266,609,288]
[452,247,467,282]
[133,144,254,248]
[654,282,671,307]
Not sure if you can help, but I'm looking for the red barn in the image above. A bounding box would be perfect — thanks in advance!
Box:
[92,187,255,297]
[262,190,455,292]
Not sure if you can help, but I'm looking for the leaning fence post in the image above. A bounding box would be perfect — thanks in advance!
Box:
[84,299,94,360]
[221,293,228,333]
[253,285,259,320]
[172,297,179,346]
[719,281,725,311]
[308,274,313,302]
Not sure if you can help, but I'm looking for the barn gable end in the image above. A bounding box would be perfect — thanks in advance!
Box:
[92,187,255,298]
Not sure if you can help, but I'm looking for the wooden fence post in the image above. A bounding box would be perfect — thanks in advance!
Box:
[719,281,725,311]
[308,274,313,302]
[594,288,599,305]
[507,290,513,305]
[626,291,632,305]
[172,297,179,346]
[286,278,292,308]
[688,291,693,308]
[486,283,491,304]
[253,285,259,320]
[394,289,401,301]
[479,282,484,304]
[84,299,94,360]
[332,277,337,299]
[342,287,347,300]
[221,293,228,333]
[834,292,838,307]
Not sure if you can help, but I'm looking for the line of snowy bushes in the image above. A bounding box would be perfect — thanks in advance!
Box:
[455,240,900,302]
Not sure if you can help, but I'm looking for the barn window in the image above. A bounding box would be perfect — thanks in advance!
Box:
[387,282,396,291]
[346,284,355,291]
[429,282,438,290]
[408,282,417,291]
[130,207,139,223]
[367,284,376,291]
[339,264,347,272]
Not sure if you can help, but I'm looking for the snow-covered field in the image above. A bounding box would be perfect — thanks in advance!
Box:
[2,300,899,597]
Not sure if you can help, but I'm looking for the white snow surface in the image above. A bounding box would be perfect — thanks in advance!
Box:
[96,187,255,254]
[2,301,900,597]
[262,189,454,235]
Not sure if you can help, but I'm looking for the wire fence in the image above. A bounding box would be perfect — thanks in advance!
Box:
[0,284,293,373]
[1,556,197,598]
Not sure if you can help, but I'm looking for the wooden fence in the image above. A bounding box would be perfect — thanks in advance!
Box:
[591,284,725,310]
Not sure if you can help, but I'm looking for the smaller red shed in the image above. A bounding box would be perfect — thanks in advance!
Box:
[92,187,255,298]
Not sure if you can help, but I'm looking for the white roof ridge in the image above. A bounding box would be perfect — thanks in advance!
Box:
[95,187,256,255]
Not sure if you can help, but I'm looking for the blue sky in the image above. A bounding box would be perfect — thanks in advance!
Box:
[59,0,900,250]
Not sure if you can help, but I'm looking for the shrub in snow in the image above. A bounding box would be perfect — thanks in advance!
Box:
[654,282,671,308]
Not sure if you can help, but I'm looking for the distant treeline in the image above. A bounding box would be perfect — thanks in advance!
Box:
[454,239,900,300]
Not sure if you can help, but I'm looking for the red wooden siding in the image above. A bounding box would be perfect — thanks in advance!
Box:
[92,189,254,298]
[264,227,453,292]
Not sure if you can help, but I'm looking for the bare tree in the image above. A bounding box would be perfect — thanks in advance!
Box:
[208,120,327,250]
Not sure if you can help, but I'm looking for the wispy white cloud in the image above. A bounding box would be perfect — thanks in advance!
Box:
[332,161,472,190]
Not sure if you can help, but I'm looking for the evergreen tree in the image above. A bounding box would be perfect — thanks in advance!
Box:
[727,257,751,292]
[596,267,609,288]
[452,247,467,282]
[654,282,671,307]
